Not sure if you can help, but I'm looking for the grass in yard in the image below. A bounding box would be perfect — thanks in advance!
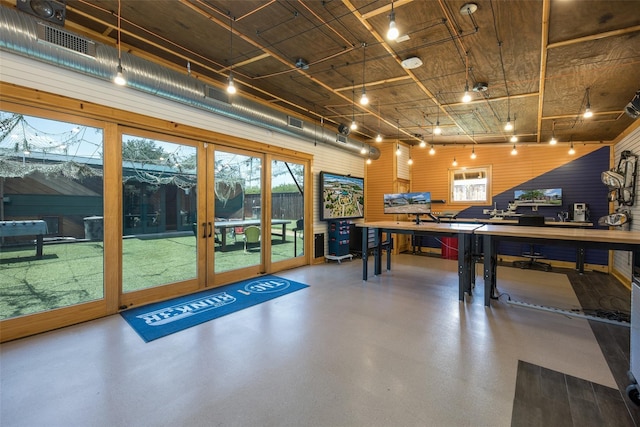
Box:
[1,233,303,319]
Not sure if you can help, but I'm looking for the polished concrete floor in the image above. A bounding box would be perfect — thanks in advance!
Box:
[0,254,633,426]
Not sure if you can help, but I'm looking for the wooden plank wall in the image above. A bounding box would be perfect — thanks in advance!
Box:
[409,143,605,213]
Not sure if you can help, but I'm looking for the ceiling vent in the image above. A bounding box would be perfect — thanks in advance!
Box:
[401,57,423,70]
[36,22,96,57]
[205,84,231,104]
[336,134,348,144]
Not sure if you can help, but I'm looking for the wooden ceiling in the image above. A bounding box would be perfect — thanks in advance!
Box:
[26,0,640,147]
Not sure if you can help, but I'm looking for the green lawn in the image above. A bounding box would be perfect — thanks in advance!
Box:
[0,233,303,319]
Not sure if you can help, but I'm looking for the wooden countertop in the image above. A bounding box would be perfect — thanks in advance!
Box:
[474,224,640,244]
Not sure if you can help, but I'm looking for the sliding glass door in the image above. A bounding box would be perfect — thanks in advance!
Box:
[0,110,105,320]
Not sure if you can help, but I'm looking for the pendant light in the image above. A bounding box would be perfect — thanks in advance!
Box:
[461,53,471,103]
[549,120,558,145]
[350,83,358,130]
[511,144,518,155]
[375,101,382,142]
[568,141,575,155]
[387,1,399,41]
[113,0,126,86]
[360,43,369,105]
[509,113,518,143]
[583,87,593,118]
[429,145,435,155]
[452,157,458,166]
[227,17,237,94]
[470,146,476,159]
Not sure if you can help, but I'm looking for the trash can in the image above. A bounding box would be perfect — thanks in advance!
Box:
[84,216,104,241]
[441,237,458,260]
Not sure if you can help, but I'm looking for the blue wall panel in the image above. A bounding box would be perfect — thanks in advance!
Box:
[459,147,611,266]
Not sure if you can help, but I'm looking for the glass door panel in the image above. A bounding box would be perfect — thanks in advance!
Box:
[0,111,104,319]
[271,159,304,262]
[213,150,262,273]
[121,134,198,293]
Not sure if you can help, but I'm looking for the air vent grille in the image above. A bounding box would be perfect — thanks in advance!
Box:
[288,116,303,130]
[37,22,96,57]
[205,85,230,104]
[336,134,347,144]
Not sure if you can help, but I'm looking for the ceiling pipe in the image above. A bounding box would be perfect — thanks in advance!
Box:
[0,6,380,160]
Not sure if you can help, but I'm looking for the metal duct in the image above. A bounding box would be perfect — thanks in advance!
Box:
[0,6,380,160]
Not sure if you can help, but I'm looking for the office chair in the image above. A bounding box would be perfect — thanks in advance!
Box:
[512,215,551,271]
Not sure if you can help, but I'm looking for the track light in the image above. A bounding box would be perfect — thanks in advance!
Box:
[470,147,476,159]
[387,2,399,40]
[583,88,593,118]
[511,144,517,155]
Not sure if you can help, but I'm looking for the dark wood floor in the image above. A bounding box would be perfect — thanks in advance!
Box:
[510,267,639,426]
[566,269,640,425]
[512,360,634,427]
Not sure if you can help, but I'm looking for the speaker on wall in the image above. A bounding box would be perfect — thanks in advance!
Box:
[17,0,66,26]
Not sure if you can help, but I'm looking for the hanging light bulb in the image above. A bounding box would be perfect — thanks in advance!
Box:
[462,86,471,103]
[408,157,413,165]
[550,120,557,144]
[387,2,399,40]
[434,122,442,135]
[510,134,518,143]
[375,134,382,143]
[366,157,372,165]
[227,73,237,94]
[360,43,368,105]
[470,147,476,159]
[462,53,472,103]
[504,116,512,131]
[583,88,593,118]
[360,144,367,154]
[360,91,369,106]
[429,145,435,155]
[350,83,357,130]
[350,120,358,130]
[511,144,517,155]
[419,137,426,148]
[113,0,126,86]
[452,157,457,166]
[569,141,575,155]
[396,144,401,156]
[114,60,126,86]
[509,113,517,143]
[227,17,236,94]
